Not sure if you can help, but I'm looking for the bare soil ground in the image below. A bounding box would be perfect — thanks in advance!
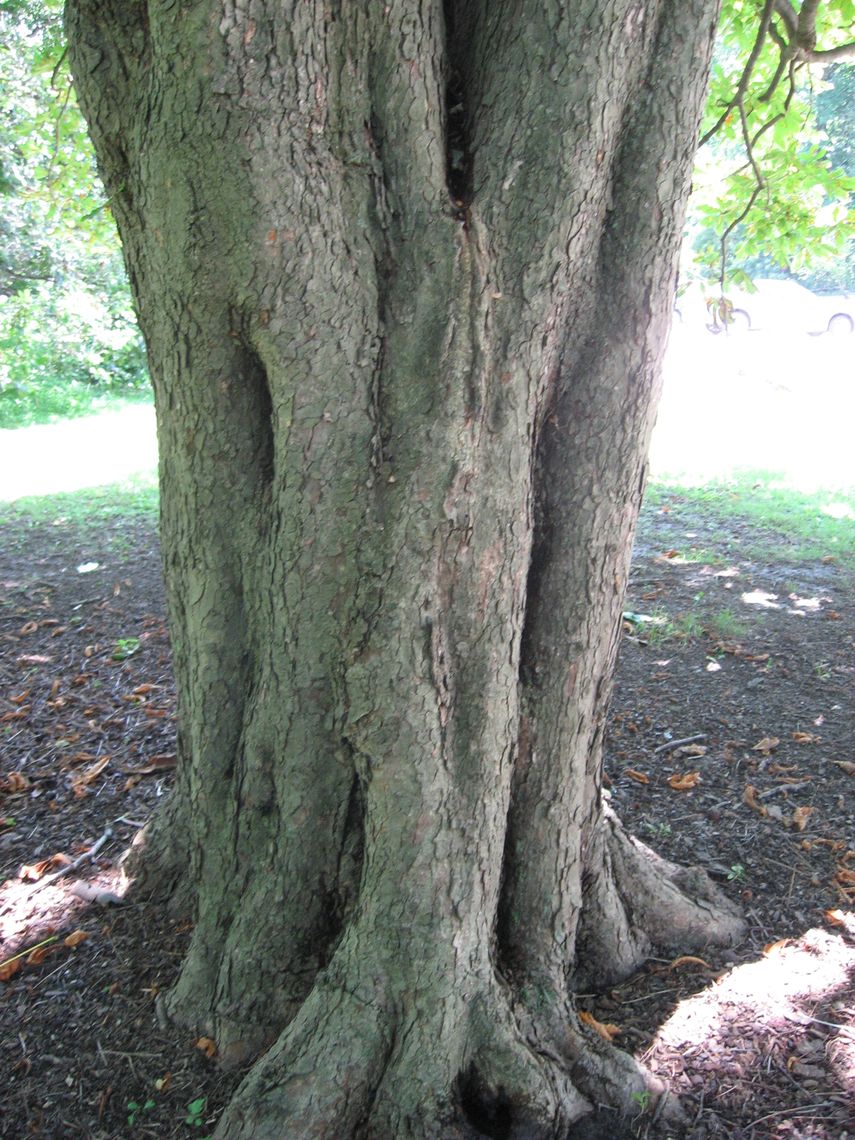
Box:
[1,496,853,1139]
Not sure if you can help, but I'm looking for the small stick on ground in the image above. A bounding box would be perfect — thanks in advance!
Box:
[756,780,812,800]
[654,734,707,754]
[32,826,114,891]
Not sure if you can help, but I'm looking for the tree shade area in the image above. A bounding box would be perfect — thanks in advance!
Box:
[2,0,854,1136]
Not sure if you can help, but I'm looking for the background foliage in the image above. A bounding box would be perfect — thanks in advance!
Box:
[0,0,148,427]
[0,0,852,428]
[686,1,855,293]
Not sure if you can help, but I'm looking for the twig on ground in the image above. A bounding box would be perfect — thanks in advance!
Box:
[654,734,707,754]
[756,780,812,800]
[32,826,114,891]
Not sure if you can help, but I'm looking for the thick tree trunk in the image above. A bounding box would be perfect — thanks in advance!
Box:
[67,1,743,1134]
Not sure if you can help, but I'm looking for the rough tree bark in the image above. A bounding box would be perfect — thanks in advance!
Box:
[66,2,744,1135]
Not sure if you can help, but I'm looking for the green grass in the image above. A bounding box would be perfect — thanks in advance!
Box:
[0,382,152,430]
[644,472,855,563]
[0,472,158,536]
[705,608,747,640]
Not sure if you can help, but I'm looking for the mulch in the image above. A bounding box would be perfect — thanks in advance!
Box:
[1,495,853,1138]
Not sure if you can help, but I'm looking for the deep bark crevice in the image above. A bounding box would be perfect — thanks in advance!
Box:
[457,1063,514,1139]
[232,325,275,491]
[443,0,474,216]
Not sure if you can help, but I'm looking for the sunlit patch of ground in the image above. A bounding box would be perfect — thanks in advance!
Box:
[642,919,855,1137]
[652,328,855,494]
[0,403,158,502]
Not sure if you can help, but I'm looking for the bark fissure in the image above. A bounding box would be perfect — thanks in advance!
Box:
[442,0,474,216]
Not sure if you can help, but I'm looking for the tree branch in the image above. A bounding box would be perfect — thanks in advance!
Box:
[798,40,855,62]
[718,183,763,291]
[699,0,778,147]
[738,101,765,194]
[796,0,821,51]
[772,0,798,37]
[760,20,792,101]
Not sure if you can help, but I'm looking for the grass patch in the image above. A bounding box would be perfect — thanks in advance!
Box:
[0,383,153,430]
[644,472,855,563]
[0,473,158,539]
[705,608,747,641]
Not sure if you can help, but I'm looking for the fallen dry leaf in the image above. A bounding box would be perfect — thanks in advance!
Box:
[64,930,90,948]
[676,743,707,758]
[26,945,54,966]
[668,955,712,971]
[19,852,71,881]
[752,736,780,755]
[1,771,30,793]
[16,654,52,665]
[195,1036,218,1059]
[1,707,30,722]
[824,909,846,927]
[667,771,701,791]
[0,958,22,982]
[121,755,177,776]
[70,755,111,796]
[743,784,767,817]
[579,1010,621,1042]
[832,761,855,776]
[791,805,816,832]
[792,731,820,744]
[624,769,649,784]
[763,938,793,955]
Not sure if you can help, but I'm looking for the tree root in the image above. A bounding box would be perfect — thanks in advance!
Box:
[119,794,194,913]
[211,946,599,1139]
[573,803,746,990]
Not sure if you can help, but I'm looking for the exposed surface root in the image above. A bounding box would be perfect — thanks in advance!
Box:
[212,964,395,1138]
[459,993,591,1138]
[120,798,193,909]
[210,956,603,1139]
[574,804,746,990]
[506,985,684,1133]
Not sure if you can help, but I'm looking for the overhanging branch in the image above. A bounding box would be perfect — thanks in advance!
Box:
[699,0,854,291]
[699,0,778,148]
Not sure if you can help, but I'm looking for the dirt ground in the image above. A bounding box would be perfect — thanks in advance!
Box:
[1,496,853,1139]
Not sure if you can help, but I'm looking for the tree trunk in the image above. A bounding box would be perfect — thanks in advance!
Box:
[66,1,743,1134]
